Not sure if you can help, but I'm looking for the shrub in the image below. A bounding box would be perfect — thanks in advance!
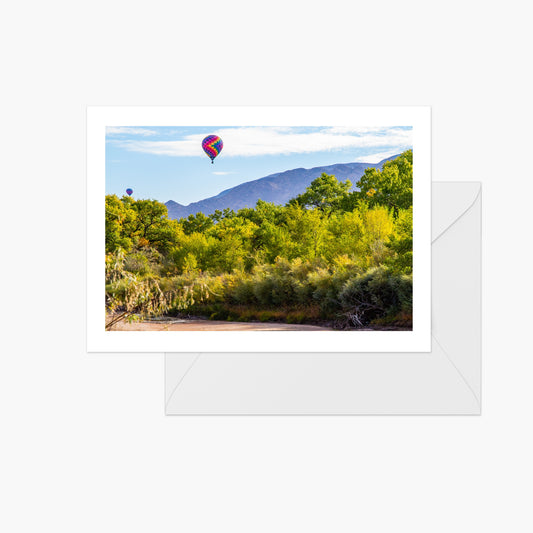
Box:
[336,268,412,327]
[227,277,256,305]
[286,311,306,324]
[123,252,152,276]
[210,309,229,320]
[259,310,273,322]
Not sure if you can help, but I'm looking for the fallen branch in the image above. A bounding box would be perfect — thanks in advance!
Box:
[105,311,131,330]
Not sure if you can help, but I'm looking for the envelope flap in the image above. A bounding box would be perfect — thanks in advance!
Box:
[432,182,481,241]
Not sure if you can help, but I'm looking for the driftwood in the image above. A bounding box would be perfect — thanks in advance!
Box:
[333,300,383,330]
[105,311,131,330]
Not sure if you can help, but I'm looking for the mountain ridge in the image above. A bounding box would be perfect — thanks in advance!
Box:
[165,155,398,219]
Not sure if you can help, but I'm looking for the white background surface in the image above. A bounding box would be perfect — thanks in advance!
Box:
[1,1,531,532]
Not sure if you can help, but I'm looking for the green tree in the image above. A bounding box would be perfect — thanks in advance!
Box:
[171,232,211,273]
[105,195,136,253]
[284,204,327,260]
[209,207,236,222]
[290,173,351,213]
[252,220,292,264]
[206,216,257,272]
[130,199,180,252]
[356,150,413,214]
[324,210,365,262]
[238,200,284,227]
[386,207,413,273]
[324,207,394,268]
[180,212,213,235]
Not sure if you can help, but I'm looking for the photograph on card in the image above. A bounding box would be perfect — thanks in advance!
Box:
[105,126,414,332]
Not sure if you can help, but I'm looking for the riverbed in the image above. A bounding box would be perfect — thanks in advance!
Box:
[108,317,332,331]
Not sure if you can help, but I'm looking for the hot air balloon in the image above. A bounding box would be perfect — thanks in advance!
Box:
[126,188,133,196]
[202,135,223,164]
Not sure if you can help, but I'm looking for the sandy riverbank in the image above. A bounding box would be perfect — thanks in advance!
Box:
[107,317,332,331]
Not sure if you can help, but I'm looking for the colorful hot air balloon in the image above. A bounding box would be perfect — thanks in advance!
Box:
[126,188,133,196]
[202,135,223,164]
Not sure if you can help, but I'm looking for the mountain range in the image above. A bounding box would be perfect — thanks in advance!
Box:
[165,155,398,219]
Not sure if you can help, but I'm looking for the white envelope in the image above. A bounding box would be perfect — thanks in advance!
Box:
[165,182,481,415]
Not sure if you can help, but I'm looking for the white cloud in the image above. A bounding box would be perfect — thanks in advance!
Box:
[325,126,406,135]
[111,126,412,158]
[212,171,234,175]
[106,127,158,137]
[352,150,403,163]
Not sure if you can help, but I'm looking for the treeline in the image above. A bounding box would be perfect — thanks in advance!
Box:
[105,150,413,328]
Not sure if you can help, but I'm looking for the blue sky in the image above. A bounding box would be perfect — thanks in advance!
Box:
[105,126,412,205]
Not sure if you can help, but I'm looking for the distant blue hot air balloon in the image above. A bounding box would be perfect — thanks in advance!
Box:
[126,188,133,196]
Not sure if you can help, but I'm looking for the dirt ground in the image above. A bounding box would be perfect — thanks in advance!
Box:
[108,317,331,331]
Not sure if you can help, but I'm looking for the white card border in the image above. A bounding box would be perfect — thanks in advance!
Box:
[87,106,431,352]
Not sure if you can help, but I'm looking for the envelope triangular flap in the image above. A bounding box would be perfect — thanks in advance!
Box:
[432,182,481,241]
[431,182,481,408]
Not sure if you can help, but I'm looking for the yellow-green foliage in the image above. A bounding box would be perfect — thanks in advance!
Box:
[105,151,413,327]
